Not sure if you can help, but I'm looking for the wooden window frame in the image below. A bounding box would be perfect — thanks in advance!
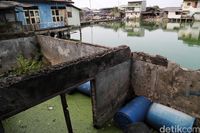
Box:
[24,9,40,25]
[68,11,72,18]
[51,9,65,22]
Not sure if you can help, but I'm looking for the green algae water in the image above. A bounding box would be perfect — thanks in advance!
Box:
[71,21,200,70]
[3,93,121,133]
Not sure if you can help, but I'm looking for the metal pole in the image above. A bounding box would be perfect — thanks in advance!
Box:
[79,27,82,42]
[89,0,91,9]
[60,94,73,133]
[0,121,4,133]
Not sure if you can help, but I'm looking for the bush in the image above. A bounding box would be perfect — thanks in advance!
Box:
[12,54,43,75]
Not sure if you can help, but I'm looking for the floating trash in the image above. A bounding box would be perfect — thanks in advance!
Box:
[48,106,54,111]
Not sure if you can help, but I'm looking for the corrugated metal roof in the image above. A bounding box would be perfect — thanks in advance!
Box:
[66,4,81,10]
[51,0,73,2]
[128,0,145,3]
[0,1,34,9]
[162,7,182,12]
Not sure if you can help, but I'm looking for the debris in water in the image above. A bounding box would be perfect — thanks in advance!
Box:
[48,106,54,110]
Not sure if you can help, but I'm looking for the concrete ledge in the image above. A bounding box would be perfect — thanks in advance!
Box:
[0,45,131,120]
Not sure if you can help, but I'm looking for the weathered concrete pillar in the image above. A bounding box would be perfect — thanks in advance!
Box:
[93,60,134,128]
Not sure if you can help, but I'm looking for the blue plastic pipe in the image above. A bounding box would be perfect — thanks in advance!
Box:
[77,81,91,96]
[114,96,152,129]
[146,103,196,133]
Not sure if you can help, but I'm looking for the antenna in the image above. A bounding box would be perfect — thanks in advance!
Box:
[118,0,119,7]
[89,0,92,9]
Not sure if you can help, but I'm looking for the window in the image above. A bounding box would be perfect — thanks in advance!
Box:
[51,7,65,22]
[187,2,191,6]
[24,8,40,24]
[68,12,72,18]
[176,12,181,15]
[194,2,198,8]
[52,9,65,22]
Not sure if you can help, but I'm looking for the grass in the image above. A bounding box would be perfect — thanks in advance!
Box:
[11,54,43,75]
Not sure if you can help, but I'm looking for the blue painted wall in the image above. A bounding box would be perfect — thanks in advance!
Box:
[38,3,66,29]
[15,7,26,25]
[16,2,66,29]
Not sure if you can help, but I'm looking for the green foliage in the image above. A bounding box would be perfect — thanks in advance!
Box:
[182,38,200,46]
[153,5,160,10]
[12,54,43,75]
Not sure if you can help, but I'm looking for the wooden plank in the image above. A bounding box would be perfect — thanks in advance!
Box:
[0,46,131,120]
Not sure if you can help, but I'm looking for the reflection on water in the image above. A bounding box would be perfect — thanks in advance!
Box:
[178,23,200,46]
[71,21,200,70]
[124,21,145,37]
[165,23,181,31]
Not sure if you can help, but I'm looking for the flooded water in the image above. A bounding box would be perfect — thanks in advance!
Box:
[71,21,200,70]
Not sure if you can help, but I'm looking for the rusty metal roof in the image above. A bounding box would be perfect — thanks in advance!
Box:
[0,1,34,9]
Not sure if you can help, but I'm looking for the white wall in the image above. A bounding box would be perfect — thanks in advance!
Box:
[125,12,141,19]
[168,11,181,19]
[124,0,146,19]
[197,1,200,8]
[66,7,80,26]
[194,13,200,20]
[182,1,193,11]
[182,0,200,19]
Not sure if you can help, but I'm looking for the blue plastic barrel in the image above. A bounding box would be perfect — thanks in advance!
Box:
[114,96,152,129]
[146,103,196,133]
[77,81,91,96]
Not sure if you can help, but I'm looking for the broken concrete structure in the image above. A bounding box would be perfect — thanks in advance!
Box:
[37,36,107,65]
[0,36,199,130]
[0,36,132,129]
[132,52,200,125]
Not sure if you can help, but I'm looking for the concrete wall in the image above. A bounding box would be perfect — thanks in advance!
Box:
[0,37,39,74]
[0,44,131,120]
[93,60,133,127]
[127,0,146,11]
[131,52,200,122]
[37,35,107,65]
[66,7,81,26]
